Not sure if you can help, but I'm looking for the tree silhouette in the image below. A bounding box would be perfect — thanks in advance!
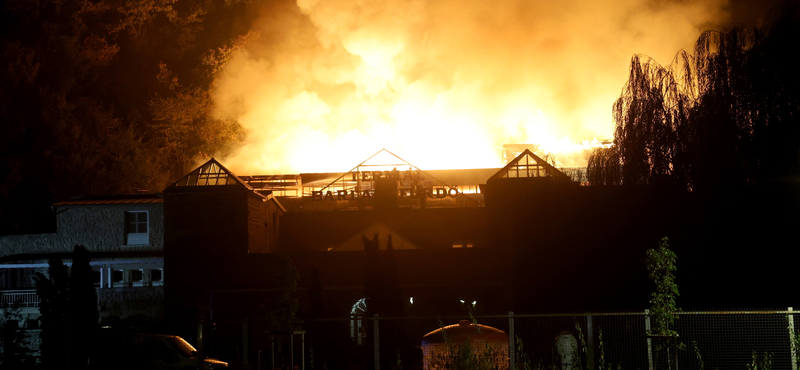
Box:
[0,0,257,233]
[68,245,99,369]
[589,1,800,189]
[34,259,70,369]
[33,245,99,370]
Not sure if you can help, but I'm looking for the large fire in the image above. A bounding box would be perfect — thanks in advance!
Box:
[211,0,734,175]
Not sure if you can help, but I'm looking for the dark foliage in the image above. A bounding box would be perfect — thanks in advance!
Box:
[0,305,33,368]
[33,258,70,369]
[0,0,256,234]
[33,245,99,370]
[588,0,800,189]
[68,245,99,369]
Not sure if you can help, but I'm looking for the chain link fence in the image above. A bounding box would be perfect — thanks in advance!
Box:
[210,308,800,370]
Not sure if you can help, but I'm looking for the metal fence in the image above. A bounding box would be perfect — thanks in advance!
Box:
[272,309,799,370]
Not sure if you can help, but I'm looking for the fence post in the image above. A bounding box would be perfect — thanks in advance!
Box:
[587,314,595,370]
[243,317,249,368]
[374,313,380,370]
[645,309,653,370]
[291,331,296,370]
[790,307,797,370]
[271,333,275,370]
[509,311,515,370]
[197,320,205,370]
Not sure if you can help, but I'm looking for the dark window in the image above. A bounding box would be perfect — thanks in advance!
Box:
[126,211,149,245]
[92,270,101,287]
[126,211,148,234]
[112,270,124,286]
[131,270,143,285]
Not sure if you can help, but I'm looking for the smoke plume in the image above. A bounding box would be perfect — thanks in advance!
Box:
[212,0,738,174]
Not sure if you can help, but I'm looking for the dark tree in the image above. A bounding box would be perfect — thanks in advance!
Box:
[0,304,33,368]
[589,1,800,190]
[34,259,70,370]
[33,246,100,369]
[0,0,257,234]
[68,245,99,369]
[587,147,622,185]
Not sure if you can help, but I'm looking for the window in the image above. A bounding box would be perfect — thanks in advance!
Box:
[150,269,163,286]
[112,269,124,287]
[131,269,144,287]
[92,270,101,288]
[126,211,149,245]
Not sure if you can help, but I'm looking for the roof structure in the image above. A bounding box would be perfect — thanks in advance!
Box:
[168,158,250,189]
[53,194,163,206]
[166,158,287,211]
[487,149,569,182]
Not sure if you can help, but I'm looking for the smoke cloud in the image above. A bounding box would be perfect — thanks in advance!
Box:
[212,0,736,174]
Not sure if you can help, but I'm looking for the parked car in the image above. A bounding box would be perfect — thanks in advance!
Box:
[89,330,228,370]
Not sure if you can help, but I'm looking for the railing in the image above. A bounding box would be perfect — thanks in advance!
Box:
[0,289,39,308]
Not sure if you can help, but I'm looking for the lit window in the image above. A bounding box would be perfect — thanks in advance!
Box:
[126,211,149,245]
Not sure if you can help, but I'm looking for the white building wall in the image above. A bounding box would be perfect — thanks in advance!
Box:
[0,203,164,257]
[0,201,166,330]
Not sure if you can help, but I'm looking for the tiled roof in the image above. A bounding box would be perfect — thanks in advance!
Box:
[53,194,163,206]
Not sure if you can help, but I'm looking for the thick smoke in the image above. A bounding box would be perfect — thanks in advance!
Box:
[212,0,735,174]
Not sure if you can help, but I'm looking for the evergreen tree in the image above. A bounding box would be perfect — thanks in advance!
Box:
[68,245,98,369]
[34,259,70,369]
[33,246,100,369]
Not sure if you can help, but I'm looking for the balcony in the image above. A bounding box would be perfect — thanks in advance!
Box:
[0,289,39,308]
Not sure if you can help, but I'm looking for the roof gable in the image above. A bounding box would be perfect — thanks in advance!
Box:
[488,149,569,182]
[168,158,250,189]
[166,158,287,212]
[331,222,420,251]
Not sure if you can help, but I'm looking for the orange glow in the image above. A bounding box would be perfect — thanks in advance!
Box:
[211,0,733,175]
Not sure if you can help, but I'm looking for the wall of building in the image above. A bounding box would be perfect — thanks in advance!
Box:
[164,188,250,324]
[0,203,164,257]
[246,196,283,253]
[280,207,488,252]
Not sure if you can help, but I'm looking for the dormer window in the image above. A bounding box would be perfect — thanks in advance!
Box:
[126,211,149,245]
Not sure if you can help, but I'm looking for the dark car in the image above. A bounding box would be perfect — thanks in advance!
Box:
[89,330,228,370]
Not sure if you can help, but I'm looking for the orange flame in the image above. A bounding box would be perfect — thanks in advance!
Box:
[211,0,734,175]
